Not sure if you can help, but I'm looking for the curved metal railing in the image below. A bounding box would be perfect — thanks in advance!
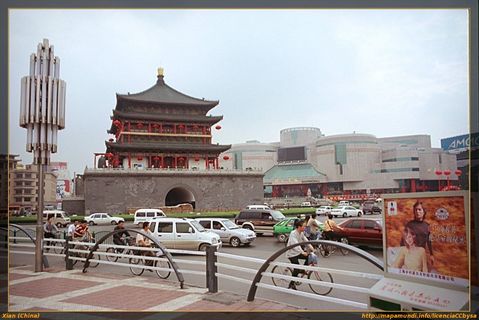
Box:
[83,228,185,288]
[246,239,383,302]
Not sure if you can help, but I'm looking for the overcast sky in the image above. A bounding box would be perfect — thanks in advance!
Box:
[9,9,468,176]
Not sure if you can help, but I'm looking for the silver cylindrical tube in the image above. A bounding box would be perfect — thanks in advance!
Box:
[34,76,40,123]
[20,77,26,126]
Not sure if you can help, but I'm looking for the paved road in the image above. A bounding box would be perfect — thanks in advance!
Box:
[10,219,384,310]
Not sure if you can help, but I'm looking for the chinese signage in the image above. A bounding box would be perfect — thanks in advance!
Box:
[384,192,469,288]
[371,278,469,310]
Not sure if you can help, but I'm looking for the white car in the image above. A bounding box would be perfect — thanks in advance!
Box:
[148,217,221,251]
[315,206,333,216]
[196,218,256,247]
[85,213,125,225]
[331,206,362,218]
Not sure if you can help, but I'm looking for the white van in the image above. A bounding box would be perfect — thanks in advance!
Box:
[246,205,270,210]
[148,217,221,251]
[42,210,70,228]
[134,208,166,226]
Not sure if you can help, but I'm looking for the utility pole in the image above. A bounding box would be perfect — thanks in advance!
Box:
[19,39,66,272]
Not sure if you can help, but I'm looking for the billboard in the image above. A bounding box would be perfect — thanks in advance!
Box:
[440,133,479,151]
[384,192,469,288]
[277,146,306,162]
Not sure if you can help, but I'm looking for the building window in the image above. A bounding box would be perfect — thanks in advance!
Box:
[335,144,347,165]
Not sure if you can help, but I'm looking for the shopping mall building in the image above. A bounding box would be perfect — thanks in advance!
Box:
[219,127,460,200]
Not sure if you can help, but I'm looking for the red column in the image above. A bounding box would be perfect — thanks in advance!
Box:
[215,158,219,169]
[128,121,131,143]
[159,124,162,133]
[174,156,177,169]
[128,153,131,168]
[160,156,163,169]
[411,179,416,192]
[205,157,208,169]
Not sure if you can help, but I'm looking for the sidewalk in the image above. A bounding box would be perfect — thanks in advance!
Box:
[8,265,303,312]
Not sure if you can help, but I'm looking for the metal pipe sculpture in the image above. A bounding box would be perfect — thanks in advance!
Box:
[19,39,66,272]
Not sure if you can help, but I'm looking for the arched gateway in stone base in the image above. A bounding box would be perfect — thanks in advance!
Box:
[165,185,196,208]
[82,168,263,214]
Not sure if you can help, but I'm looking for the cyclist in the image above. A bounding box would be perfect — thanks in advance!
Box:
[113,221,131,252]
[74,220,91,241]
[322,214,344,256]
[136,222,155,270]
[307,213,321,240]
[285,219,315,290]
[67,220,79,240]
[43,216,59,251]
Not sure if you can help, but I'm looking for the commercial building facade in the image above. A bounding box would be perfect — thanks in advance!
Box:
[220,127,459,200]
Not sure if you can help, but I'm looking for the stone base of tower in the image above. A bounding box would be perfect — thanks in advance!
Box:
[82,168,264,214]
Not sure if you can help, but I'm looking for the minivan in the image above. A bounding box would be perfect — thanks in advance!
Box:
[134,209,166,226]
[234,209,286,235]
[42,210,70,228]
[148,217,221,251]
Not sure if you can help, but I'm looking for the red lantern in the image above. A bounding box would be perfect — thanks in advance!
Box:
[137,122,144,129]
[113,120,121,128]
[215,125,222,130]
[455,169,462,176]
[194,157,200,162]
[137,156,143,161]
[178,124,184,129]
[443,170,451,176]
[153,156,159,161]
[435,170,442,176]
[223,155,230,160]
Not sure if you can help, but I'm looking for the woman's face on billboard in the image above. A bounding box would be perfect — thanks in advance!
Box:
[414,204,425,221]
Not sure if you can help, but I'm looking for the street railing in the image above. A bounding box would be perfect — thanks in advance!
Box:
[9,227,385,310]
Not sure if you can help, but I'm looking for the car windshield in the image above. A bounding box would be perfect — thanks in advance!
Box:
[222,220,239,229]
[190,220,206,232]
[271,210,286,220]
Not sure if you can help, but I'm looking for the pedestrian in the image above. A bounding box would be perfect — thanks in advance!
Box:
[43,216,59,251]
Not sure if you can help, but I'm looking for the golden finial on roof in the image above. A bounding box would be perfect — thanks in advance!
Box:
[157,67,164,77]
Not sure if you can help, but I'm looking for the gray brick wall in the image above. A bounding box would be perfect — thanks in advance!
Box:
[83,170,264,214]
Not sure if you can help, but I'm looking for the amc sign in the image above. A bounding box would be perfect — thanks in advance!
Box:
[441,133,479,151]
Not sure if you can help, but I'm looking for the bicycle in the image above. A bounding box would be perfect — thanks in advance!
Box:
[316,234,350,257]
[106,236,135,262]
[70,235,100,268]
[129,245,171,279]
[271,257,333,295]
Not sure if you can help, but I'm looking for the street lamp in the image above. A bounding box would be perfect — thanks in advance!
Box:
[19,39,66,272]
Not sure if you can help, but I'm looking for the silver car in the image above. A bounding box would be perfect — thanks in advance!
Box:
[196,218,256,247]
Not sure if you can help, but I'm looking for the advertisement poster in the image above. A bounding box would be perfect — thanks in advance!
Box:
[384,192,468,288]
